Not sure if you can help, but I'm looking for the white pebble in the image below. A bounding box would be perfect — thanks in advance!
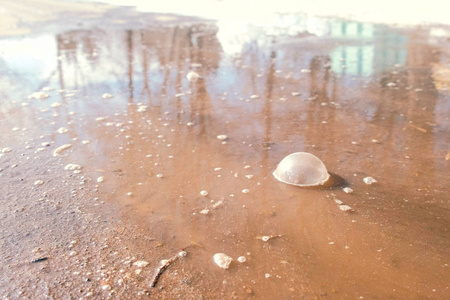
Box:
[178,251,187,258]
[53,144,72,156]
[200,209,210,215]
[212,200,223,208]
[200,190,208,196]
[102,93,113,99]
[133,260,149,268]
[334,199,344,205]
[342,187,353,193]
[28,91,49,100]
[82,140,90,145]
[265,273,271,278]
[57,127,68,134]
[217,135,228,140]
[237,256,246,263]
[64,164,82,171]
[242,189,250,194]
[34,180,44,185]
[213,253,232,269]
[339,205,353,212]
[137,105,147,112]
[186,71,201,82]
[1,148,11,153]
[261,236,270,242]
[97,176,104,183]
[156,174,163,178]
[363,177,377,185]
[50,103,61,108]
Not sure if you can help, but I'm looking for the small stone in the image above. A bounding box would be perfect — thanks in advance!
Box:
[334,199,344,205]
[237,256,246,263]
[186,71,201,82]
[242,189,250,194]
[200,190,208,196]
[342,187,353,193]
[363,177,377,185]
[133,261,149,268]
[97,176,104,183]
[216,135,227,140]
[137,105,147,112]
[28,91,49,100]
[50,103,61,108]
[34,180,44,185]
[82,140,90,145]
[53,144,72,156]
[339,205,353,212]
[156,174,163,178]
[178,251,187,258]
[212,200,223,208]
[200,209,210,215]
[265,273,271,278]
[126,192,133,197]
[1,148,11,153]
[213,253,232,269]
[102,93,113,99]
[69,251,77,256]
[64,164,82,171]
[57,127,68,134]
[261,236,270,242]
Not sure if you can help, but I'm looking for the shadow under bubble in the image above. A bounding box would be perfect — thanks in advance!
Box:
[275,172,347,191]
[322,172,348,189]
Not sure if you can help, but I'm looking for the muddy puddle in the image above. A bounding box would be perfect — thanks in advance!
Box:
[1,8,449,299]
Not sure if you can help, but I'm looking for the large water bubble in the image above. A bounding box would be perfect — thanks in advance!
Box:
[273,152,330,187]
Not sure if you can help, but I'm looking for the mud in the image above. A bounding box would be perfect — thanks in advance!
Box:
[0,1,449,299]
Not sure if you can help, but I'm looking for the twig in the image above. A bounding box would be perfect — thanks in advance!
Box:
[31,257,48,263]
[256,235,283,242]
[150,245,193,288]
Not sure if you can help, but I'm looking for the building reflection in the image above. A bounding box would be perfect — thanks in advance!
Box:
[0,16,446,218]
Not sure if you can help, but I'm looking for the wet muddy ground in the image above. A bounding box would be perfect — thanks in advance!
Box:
[1,1,449,299]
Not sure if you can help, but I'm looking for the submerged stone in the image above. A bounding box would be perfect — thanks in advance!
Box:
[213,253,232,269]
[363,176,377,185]
[273,152,330,187]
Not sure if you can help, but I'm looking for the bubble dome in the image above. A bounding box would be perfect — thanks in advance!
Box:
[273,152,330,187]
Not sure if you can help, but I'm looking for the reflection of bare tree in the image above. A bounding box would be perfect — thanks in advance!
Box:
[305,55,338,157]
